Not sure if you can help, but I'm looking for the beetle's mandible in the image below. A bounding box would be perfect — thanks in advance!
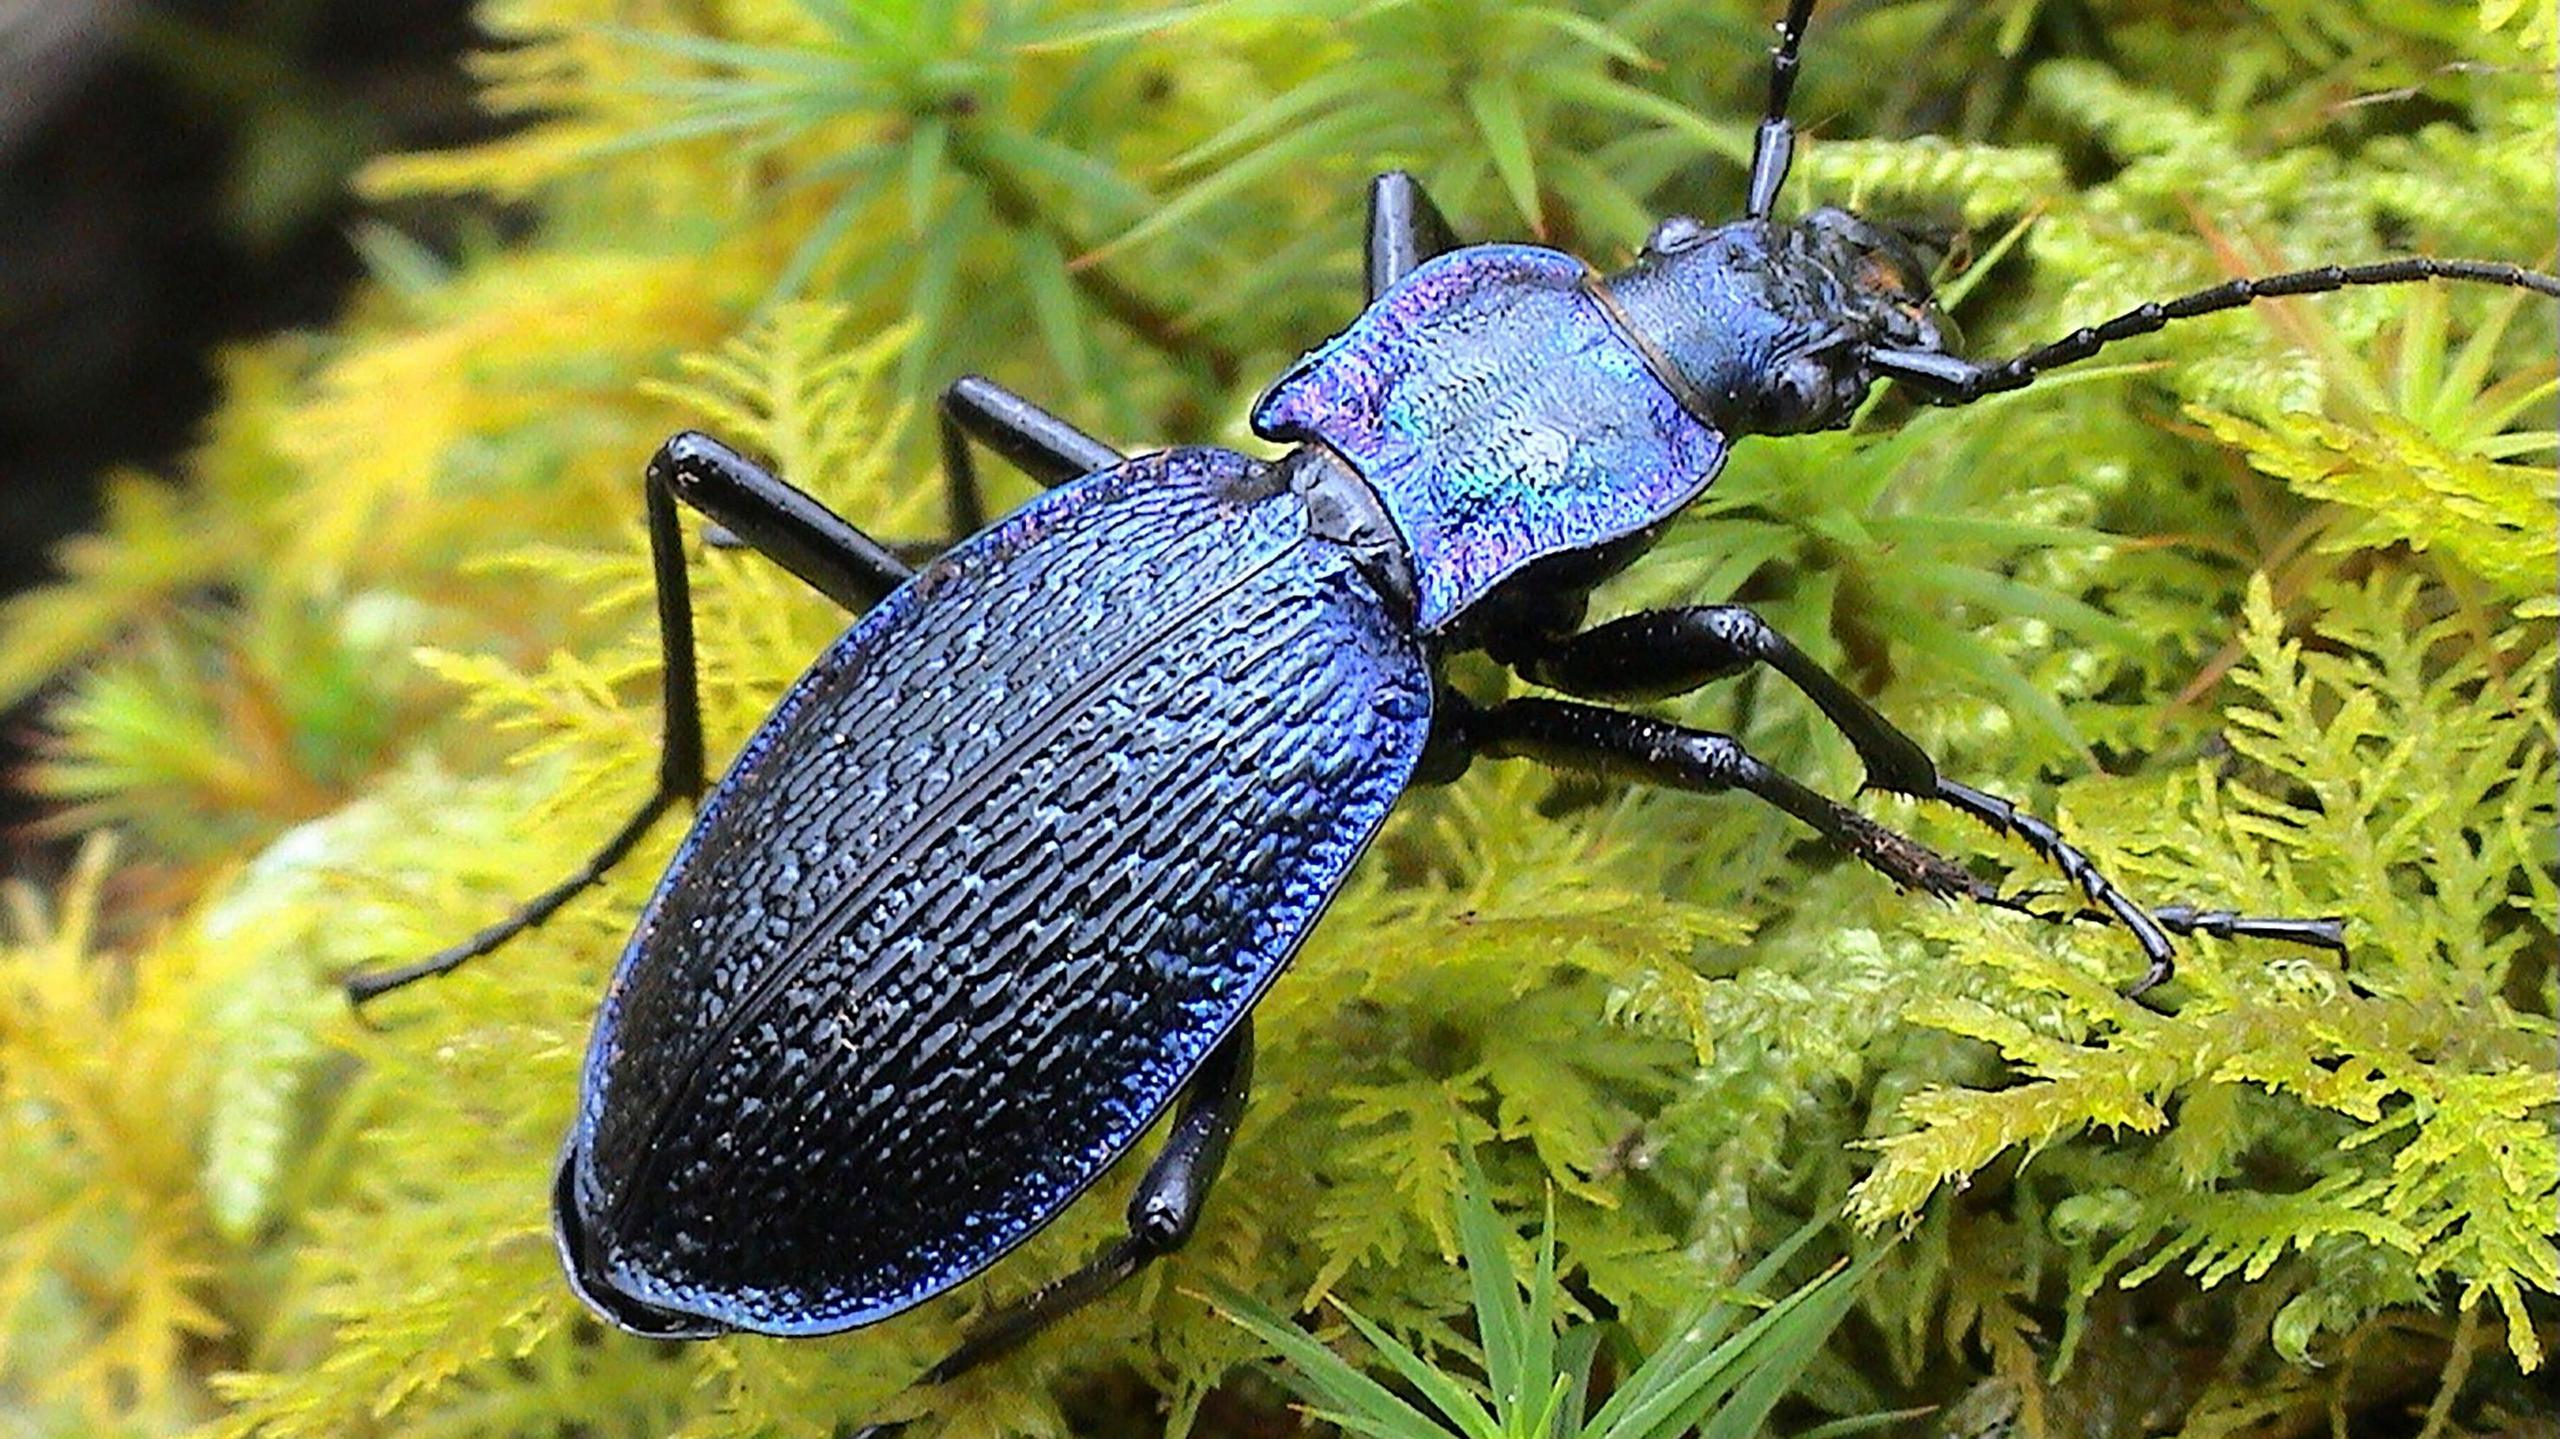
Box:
[348,0,2560,1427]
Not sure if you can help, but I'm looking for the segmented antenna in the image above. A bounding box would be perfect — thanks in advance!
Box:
[1870,256,2560,401]
[1745,0,1819,220]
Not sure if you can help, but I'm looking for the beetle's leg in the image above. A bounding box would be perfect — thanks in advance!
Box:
[700,378,1120,557]
[344,434,916,1005]
[1505,604,2347,981]
[2146,905,2345,951]
[853,1022,1255,1435]
[1446,693,2196,996]
[1446,692,1996,908]
[936,374,1125,539]
[660,431,920,611]
[1367,170,1462,300]
[1506,604,1937,793]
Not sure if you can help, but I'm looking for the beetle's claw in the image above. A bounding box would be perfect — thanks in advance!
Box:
[1987,883,2070,924]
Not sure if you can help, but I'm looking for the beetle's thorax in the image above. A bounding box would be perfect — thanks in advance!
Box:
[1252,245,1729,631]
[1596,209,1954,437]
[1252,211,1956,633]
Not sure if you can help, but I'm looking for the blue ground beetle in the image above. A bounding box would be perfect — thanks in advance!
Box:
[348,0,2560,1424]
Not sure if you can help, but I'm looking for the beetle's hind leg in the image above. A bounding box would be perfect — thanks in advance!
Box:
[848,1022,1255,1439]
[1367,170,1463,300]
[344,435,918,1005]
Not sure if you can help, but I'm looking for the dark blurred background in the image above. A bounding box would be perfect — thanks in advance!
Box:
[0,0,488,841]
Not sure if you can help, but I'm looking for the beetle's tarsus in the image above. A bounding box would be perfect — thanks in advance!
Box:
[2152,903,2350,953]
[2125,953,2177,1000]
[2003,899,2350,956]
[1929,776,2179,983]
[343,789,680,1006]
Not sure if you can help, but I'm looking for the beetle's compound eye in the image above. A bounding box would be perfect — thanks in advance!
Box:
[1645,214,1710,256]
[1778,359,1828,415]
[1758,353,1847,433]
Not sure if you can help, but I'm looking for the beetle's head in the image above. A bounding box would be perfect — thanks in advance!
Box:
[1602,207,1958,437]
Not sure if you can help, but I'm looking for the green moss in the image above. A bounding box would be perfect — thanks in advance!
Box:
[0,2,2550,1435]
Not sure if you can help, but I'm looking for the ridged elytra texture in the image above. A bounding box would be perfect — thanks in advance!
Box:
[1253,245,1728,630]
[565,447,1433,1335]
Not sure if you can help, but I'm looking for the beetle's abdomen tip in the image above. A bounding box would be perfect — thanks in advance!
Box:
[553,1147,730,1340]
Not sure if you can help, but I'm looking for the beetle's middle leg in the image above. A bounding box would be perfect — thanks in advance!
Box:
[1444,692,2013,916]
[345,434,917,1004]
[1498,605,2347,990]
[851,1023,1255,1437]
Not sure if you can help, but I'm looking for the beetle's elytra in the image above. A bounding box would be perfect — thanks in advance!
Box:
[560,446,1428,1336]
[346,0,2558,1424]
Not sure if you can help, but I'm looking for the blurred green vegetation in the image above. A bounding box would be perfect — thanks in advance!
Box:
[0,2,2551,1436]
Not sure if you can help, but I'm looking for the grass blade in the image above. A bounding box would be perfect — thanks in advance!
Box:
[1205,1282,1454,1439]
[1897,558,2149,649]
[1582,1215,1831,1435]
[1020,228,1092,391]
[765,157,894,307]
[1453,1140,1528,1421]
[903,118,947,238]
[1688,1262,1866,1439]
[1337,1302,1505,1439]
[1465,74,1541,234]
[1099,105,1384,260]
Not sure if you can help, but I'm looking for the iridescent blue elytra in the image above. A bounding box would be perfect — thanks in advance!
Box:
[563,448,1431,1333]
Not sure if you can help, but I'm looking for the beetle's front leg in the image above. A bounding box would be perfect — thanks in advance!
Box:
[1366,170,1463,300]
[1449,693,2207,993]
[850,1020,1256,1438]
[345,436,917,1004]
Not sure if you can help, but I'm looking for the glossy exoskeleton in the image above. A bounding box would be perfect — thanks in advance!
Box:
[346,0,2560,1425]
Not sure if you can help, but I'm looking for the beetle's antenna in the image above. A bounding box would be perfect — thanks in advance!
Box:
[1871,256,2560,402]
[1746,0,1819,220]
